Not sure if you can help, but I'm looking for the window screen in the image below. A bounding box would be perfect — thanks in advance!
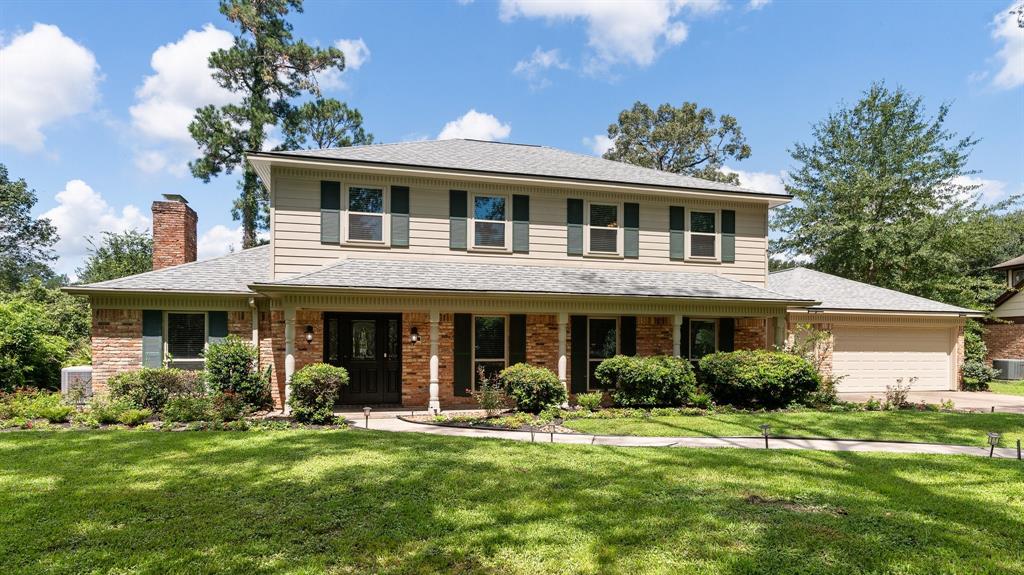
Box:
[474,316,506,386]
[690,211,716,258]
[167,313,205,363]
[474,196,506,248]
[589,204,618,253]
[348,187,384,241]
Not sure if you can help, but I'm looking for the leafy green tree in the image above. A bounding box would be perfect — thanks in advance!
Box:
[0,299,72,391]
[771,82,1018,309]
[602,101,751,184]
[76,230,153,284]
[189,0,346,248]
[281,98,373,150]
[0,164,59,291]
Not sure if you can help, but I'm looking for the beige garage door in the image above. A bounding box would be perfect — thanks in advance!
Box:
[832,326,955,392]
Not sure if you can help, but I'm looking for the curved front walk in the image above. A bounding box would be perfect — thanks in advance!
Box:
[350,416,1022,459]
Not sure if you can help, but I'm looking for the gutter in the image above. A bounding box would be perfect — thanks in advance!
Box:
[789,307,986,318]
[62,286,259,297]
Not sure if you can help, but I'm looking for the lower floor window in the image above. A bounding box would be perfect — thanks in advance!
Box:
[588,317,618,389]
[167,312,206,370]
[473,315,506,389]
[689,319,717,360]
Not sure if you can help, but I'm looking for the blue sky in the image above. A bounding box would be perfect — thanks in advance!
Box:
[2,0,1022,277]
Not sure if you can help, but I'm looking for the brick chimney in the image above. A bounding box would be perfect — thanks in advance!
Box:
[152,194,198,270]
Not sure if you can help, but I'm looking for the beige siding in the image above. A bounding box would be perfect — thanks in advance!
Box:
[831,325,957,392]
[270,167,770,284]
[994,291,1024,318]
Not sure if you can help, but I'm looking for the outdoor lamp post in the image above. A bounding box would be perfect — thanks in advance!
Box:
[987,432,1001,457]
[363,407,372,429]
[760,424,771,449]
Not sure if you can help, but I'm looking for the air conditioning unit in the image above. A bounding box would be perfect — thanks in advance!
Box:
[61,366,93,405]
[992,359,1024,381]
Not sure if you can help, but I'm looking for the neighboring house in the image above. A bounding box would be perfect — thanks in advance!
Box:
[984,255,1024,365]
[65,139,982,410]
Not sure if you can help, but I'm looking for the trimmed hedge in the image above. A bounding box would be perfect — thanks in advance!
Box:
[203,336,272,409]
[498,363,566,414]
[594,355,697,407]
[108,368,205,412]
[288,363,349,423]
[698,350,820,409]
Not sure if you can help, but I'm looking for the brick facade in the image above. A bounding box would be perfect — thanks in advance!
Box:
[637,316,674,356]
[735,318,769,351]
[90,309,143,393]
[151,199,198,270]
[526,314,561,372]
[984,322,1024,362]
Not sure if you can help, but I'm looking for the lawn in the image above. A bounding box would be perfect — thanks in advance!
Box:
[560,411,1024,446]
[990,379,1024,397]
[1,431,1023,574]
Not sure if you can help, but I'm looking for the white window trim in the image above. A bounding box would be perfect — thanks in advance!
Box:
[586,316,620,391]
[471,314,508,391]
[685,209,721,262]
[343,184,391,246]
[584,200,624,258]
[468,193,511,252]
[688,318,719,360]
[163,311,209,368]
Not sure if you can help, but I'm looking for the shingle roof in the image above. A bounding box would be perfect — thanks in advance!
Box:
[68,245,271,294]
[255,258,809,303]
[768,267,980,315]
[259,139,788,198]
[992,254,1024,271]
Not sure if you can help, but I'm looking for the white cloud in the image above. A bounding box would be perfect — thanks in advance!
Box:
[952,175,1015,205]
[991,3,1024,89]
[513,47,569,89]
[747,0,771,10]
[0,23,101,152]
[438,109,511,140]
[197,224,242,260]
[41,180,150,276]
[499,0,724,71]
[721,166,788,196]
[582,134,614,155]
[318,38,371,91]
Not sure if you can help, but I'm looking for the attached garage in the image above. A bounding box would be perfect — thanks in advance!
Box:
[769,268,983,394]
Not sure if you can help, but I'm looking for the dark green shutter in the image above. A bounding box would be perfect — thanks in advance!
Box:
[670,206,685,261]
[509,314,526,365]
[320,181,341,244]
[719,318,735,352]
[624,203,639,259]
[680,317,690,359]
[391,186,410,247]
[566,198,583,256]
[142,310,163,368]
[620,316,637,355]
[454,314,472,396]
[570,315,588,393]
[512,195,530,253]
[721,209,736,263]
[449,190,467,250]
[208,311,228,346]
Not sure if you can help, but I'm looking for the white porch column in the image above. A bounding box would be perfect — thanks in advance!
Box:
[672,314,683,357]
[557,312,568,393]
[249,298,259,347]
[284,306,296,414]
[428,310,441,414]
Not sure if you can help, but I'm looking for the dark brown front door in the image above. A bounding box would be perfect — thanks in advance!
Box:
[324,313,402,405]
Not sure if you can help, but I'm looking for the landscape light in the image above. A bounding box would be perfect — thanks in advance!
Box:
[363,406,372,429]
[760,423,771,450]
[987,432,1001,457]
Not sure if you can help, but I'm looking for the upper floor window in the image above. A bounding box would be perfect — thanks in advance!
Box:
[688,210,718,259]
[472,195,508,249]
[587,202,620,255]
[347,186,385,242]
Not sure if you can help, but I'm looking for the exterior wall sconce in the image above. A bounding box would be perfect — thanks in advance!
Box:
[304,325,314,343]
[410,326,420,344]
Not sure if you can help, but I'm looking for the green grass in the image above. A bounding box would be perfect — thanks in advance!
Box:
[562,411,1024,446]
[1,431,1023,574]
[990,379,1024,397]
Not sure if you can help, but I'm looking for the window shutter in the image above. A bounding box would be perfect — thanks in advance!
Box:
[620,316,637,355]
[680,317,690,360]
[509,314,527,365]
[391,186,410,247]
[721,209,736,263]
[449,190,467,250]
[670,206,685,261]
[719,318,735,352]
[453,313,472,396]
[142,310,163,368]
[566,198,584,256]
[208,311,228,346]
[570,315,588,393]
[512,194,530,253]
[624,203,639,259]
[320,181,341,244]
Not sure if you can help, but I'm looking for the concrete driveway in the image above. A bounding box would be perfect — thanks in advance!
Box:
[838,391,1024,414]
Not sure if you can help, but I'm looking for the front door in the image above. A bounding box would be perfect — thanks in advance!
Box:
[324,313,402,405]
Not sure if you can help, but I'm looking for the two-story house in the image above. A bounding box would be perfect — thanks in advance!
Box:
[67,139,981,410]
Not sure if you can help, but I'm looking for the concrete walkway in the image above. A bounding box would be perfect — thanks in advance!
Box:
[350,415,1022,460]
[838,391,1024,414]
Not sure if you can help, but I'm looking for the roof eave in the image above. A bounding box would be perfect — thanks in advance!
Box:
[789,306,985,318]
[62,286,259,297]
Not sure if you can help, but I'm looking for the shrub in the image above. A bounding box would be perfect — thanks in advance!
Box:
[288,363,349,423]
[698,350,820,409]
[690,391,713,409]
[108,368,205,412]
[211,391,249,421]
[0,390,71,421]
[118,408,152,427]
[498,363,566,414]
[163,396,214,422]
[472,367,508,417]
[883,377,913,410]
[0,300,73,391]
[962,360,999,391]
[596,355,697,407]
[87,396,138,425]
[203,336,272,409]
[37,403,74,423]
[574,391,603,411]
[864,396,881,411]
